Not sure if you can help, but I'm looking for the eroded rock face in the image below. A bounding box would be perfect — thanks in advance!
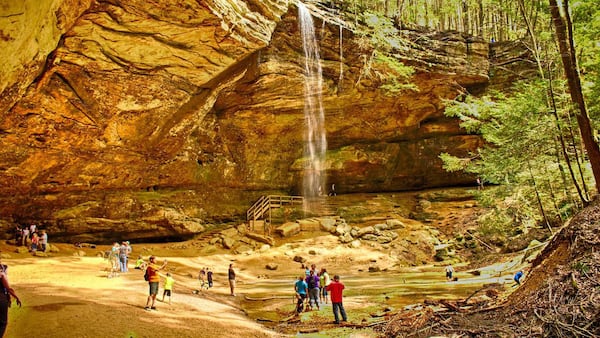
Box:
[0,0,490,241]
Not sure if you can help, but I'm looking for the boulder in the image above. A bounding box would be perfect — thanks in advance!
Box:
[374,223,388,231]
[335,223,352,236]
[298,219,321,231]
[349,240,361,248]
[245,232,275,246]
[386,219,405,229]
[339,233,354,244]
[362,234,378,241]
[266,263,278,270]
[293,255,306,263]
[357,226,375,237]
[222,237,236,249]
[319,217,337,232]
[275,222,301,237]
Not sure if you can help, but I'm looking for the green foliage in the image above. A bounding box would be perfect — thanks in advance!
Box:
[572,0,600,127]
[441,79,589,237]
[572,261,590,274]
[352,12,416,95]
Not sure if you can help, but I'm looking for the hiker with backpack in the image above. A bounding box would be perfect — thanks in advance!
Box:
[144,256,167,311]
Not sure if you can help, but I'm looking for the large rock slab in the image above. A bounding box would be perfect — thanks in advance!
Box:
[0,1,497,241]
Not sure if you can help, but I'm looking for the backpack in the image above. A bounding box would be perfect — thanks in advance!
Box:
[307,275,316,289]
[143,268,150,281]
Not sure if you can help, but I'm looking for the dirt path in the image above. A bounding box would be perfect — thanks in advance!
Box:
[3,250,282,338]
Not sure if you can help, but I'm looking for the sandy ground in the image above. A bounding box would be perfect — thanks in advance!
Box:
[3,244,283,338]
[1,231,528,338]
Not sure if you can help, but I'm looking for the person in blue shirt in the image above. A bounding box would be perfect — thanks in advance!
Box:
[513,270,524,286]
[294,276,308,313]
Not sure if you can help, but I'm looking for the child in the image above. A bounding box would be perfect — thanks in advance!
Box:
[134,256,145,270]
[162,273,175,304]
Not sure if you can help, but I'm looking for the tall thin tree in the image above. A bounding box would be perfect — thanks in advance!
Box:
[549,0,600,193]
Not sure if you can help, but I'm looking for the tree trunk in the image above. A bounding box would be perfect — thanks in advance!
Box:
[549,0,600,194]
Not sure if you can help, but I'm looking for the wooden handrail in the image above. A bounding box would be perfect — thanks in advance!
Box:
[246,195,304,221]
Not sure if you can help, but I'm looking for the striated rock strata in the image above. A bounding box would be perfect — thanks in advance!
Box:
[0,0,492,242]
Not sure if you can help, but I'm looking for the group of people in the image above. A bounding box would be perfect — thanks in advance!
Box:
[142,258,228,310]
[14,224,48,253]
[198,266,214,290]
[294,264,347,324]
[107,241,132,275]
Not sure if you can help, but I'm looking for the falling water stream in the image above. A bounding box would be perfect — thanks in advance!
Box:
[298,3,327,208]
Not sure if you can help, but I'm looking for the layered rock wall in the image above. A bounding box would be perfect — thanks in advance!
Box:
[0,0,491,241]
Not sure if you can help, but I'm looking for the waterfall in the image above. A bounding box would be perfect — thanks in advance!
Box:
[298,2,327,204]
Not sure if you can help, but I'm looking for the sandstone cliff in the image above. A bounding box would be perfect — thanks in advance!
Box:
[0,0,491,241]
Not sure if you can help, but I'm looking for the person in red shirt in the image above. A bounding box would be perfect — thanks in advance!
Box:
[325,275,347,324]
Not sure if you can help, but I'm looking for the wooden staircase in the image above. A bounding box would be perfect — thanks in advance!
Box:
[246,195,304,233]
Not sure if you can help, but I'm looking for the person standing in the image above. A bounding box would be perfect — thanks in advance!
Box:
[30,232,39,252]
[118,242,129,272]
[207,268,213,288]
[161,273,175,304]
[319,268,331,304]
[21,227,29,247]
[326,275,347,324]
[306,270,320,310]
[294,276,308,314]
[199,267,206,289]
[228,263,236,296]
[145,256,167,311]
[39,230,48,252]
[0,269,21,336]
[445,264,454,281]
